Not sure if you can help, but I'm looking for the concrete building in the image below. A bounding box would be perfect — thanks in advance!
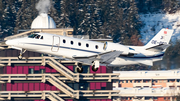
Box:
[0,49,120,101]
[113,71,180,101]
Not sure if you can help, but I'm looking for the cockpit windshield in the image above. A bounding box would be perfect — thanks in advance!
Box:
[28,34,43,39]
[28,34,38,38]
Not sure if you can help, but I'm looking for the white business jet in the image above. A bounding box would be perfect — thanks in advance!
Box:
[4,28,173,72]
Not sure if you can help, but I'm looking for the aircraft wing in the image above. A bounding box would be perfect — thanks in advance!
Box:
[73,50,122,64]
[146,44,170,52]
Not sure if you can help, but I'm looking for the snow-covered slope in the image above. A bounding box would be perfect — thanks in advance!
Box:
[140,12,180,44]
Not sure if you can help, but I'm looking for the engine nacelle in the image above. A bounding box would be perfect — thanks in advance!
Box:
[103,42,129,55]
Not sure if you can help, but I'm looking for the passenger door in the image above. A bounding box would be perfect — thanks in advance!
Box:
[52,36,60,52]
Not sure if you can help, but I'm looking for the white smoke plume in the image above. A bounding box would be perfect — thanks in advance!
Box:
[36,0,51,14]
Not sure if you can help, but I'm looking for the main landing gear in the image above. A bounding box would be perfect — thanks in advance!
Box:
[91,60,99,72]
[75,61,99,73]
[18,49,26,60]
[76,63,83,73]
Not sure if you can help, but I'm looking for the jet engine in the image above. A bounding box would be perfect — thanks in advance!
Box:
[103,42,129,55]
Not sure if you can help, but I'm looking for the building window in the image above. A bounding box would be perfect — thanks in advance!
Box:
[126,80,128,83]
[29,68,34,74]
[63,39,66,43]
[145,97,152,100]
[143,80,149,83]
[121,97,125,100]
[86,43,89,47]
[74,83,79,90]
[153,97,157,100]
[130,80,132,83]
[168,79,175,82]
[135,80,141,83]
[71,41,74,45]
[169,86,175,89]
[95,45,98,49]
[122,80,124,83]
[68,31,73,35]
[119,84,121,87]
[101,87,106,90]
[153,80,157,83]
[34,70,39,74]
[78,42,81,46]
[40,69,45,73]
[67,83,73,89]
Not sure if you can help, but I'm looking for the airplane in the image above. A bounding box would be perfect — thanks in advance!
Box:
[3,28,173,73]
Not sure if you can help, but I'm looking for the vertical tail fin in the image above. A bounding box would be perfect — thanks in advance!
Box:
[145,28,174,49]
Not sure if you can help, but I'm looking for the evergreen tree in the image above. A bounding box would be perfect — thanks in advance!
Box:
[58,0,71,28]
[49,0,61,28]
[96,0,111,38]
[1,0,18,37]
[14,0,38,33]
[163,0,180,13]
[78,0,101,38]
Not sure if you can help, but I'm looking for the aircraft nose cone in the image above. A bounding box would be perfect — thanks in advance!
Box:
[5,39,18,46]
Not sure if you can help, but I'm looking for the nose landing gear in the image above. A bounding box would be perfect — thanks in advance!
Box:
[18,49,26,60]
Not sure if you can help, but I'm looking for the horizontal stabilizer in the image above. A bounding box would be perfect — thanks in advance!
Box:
[146,44,170,52]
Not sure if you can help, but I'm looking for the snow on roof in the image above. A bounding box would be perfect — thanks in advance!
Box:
[113,87,174,95]
[113,70,180,78]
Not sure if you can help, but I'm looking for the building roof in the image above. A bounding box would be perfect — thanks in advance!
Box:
[113,70,180,79]
[113,87,178,96]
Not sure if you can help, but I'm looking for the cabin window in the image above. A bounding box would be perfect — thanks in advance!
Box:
[86,43,89,47]
[40,36,43,39]
[95,45,98,49]
[71,41,74,45]
[78,42,81,46]
[63,39,66,43]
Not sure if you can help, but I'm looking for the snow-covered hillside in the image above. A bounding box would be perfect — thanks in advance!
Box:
[140,12,180,44]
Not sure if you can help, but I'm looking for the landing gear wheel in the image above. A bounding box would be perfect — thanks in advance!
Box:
[78,63,82,67]
[18,55,22,60]
[77,67,83,73]
[92,65,98,72]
